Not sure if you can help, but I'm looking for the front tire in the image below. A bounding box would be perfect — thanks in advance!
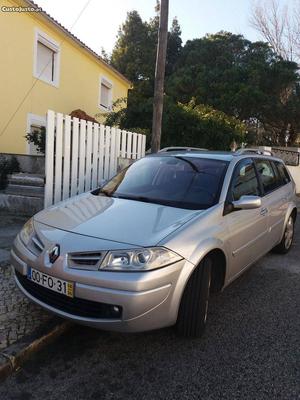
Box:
[273,214,295,254]
[176,257,212,338]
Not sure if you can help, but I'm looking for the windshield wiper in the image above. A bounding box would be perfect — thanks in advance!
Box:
[174,156,200,172]
[113,194,153,203]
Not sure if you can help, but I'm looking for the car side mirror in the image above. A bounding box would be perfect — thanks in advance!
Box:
[232,195,262,210]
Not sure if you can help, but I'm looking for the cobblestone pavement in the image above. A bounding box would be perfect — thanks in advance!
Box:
[0,215,27,264]
[0,215,51,350]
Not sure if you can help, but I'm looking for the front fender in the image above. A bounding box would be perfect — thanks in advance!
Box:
[188,237,228,268]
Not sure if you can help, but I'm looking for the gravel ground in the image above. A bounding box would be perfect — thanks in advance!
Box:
[0,221,299,400]
[0,215,51,350]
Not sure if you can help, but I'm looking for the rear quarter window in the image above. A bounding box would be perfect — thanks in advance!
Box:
[274,161,291,185]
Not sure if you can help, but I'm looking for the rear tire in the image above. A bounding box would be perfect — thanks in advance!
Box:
[176,257,212,338]
[273,215,295,254]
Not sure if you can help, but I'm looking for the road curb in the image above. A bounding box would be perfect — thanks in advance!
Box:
[0,319,72,382]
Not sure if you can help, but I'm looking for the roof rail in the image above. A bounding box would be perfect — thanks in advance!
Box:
[158,146,207,153]
[235,148,274,156]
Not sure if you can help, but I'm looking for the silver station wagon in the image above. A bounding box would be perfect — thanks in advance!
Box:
[11,150,297,338]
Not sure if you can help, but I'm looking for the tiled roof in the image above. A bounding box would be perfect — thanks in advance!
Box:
[21,0,131,85]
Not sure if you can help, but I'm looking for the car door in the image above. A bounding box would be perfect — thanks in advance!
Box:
[224,158,269,279]
[254,159,288,248]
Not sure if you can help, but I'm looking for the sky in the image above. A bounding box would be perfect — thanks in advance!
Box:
[35,0,262,56]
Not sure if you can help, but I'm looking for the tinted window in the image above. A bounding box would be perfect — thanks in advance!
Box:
[230,159,260,201]
[274,161,291,185]
[255,160,278,194]
[97,156,228,210]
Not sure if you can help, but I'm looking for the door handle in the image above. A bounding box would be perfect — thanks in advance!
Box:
[260,207,268,216]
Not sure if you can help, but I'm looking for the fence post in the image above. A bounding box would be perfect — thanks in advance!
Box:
[132,133,137,160]
[104,126,111,180]
[142,135,146,157]
[91,122,99,189]
[85,121,93,191]
[127,131,132,158]
[62,115,71,200]
[98,125,105,181]
[121,130,127,158]
[78,119,86,193]
[44,110,55,208]
[110,127,116,177]
[115,128,121,173]
[70,117,79,197]
[54,113,63,204]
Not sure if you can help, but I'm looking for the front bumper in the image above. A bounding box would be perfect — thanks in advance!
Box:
[11,231,195,332]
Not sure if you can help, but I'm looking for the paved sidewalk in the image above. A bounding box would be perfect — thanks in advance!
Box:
[0,215,51,350]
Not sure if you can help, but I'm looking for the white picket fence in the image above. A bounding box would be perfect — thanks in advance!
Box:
[44,110,146,207]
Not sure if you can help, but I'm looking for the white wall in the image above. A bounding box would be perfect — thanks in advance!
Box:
[286,166,300,194]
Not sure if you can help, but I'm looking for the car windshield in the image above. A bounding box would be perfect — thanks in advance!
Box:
[96,156,228,210]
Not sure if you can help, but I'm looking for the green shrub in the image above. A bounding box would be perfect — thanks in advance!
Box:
[25,126,46,154]
[0,156,20,190]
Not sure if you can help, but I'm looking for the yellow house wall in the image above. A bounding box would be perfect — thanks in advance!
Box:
[0,0,130,154]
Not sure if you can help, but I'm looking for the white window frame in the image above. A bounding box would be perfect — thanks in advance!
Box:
[99,76,113,112]
[33,28,60,87]
[26,113,46,155]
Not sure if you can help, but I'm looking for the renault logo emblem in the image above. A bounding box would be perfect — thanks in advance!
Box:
[49,244,60,264]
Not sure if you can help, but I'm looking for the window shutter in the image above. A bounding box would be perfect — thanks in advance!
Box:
[37,41,55,82]
[100,83,110,108]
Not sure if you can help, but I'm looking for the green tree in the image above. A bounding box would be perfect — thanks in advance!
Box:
[161,100,246,149]
[167,32,300,145]
[110,11,156,86]
[166,17,182,76]
[106,97,246,150]
[110,10,182,85]
[108,17,300,148]
[108,9,183,147]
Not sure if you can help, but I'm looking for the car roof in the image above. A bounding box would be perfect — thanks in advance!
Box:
[149,150,234,161]
[151,150,283,163]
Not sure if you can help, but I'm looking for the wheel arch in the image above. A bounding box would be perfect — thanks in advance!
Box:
[280,205,298,241]
[174,246,227,321]
[188,239,228,292]
[291,207,297,222]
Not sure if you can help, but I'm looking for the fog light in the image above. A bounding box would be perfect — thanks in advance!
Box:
[111,305,121,316]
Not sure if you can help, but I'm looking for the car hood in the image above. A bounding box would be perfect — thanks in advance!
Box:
[34,192,202,247]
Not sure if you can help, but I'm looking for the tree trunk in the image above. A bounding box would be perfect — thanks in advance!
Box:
[151,0,169,153]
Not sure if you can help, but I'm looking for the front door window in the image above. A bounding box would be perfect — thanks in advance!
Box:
[229,159,260,201]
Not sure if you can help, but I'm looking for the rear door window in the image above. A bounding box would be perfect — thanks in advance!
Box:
[255,159,279,194]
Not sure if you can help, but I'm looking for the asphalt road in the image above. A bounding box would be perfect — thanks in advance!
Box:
[1,222,299,400]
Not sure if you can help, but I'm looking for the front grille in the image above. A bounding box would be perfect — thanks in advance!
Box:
[15,270,122,320]
[68,251,106,270]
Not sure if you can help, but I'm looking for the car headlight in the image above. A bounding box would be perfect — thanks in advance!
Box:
[19,218,35,246]
[100,247,183,271]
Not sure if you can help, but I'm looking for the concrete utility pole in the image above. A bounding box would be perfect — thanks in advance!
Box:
[151,0,169,153]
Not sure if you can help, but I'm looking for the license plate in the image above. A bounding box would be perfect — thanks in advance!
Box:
[27,267,74,298]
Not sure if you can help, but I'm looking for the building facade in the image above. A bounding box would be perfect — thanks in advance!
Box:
[0,0,131,155]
